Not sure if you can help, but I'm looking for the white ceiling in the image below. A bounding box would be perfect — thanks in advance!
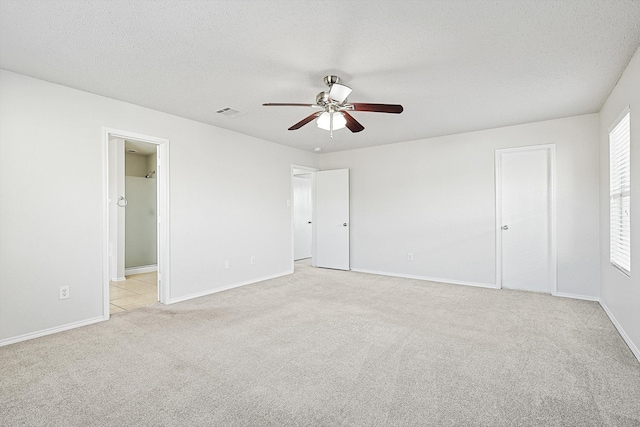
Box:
[125,140,157,156]
[1,1,639,153]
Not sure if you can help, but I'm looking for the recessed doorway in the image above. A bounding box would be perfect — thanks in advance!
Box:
[293,169,314,261]
[292,165,317,269]
[291,165,351,272]
[102,128,171,318]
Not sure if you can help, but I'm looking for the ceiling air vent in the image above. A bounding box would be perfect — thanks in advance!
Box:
[216,107,245,118]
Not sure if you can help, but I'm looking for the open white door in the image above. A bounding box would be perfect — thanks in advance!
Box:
[315,169,350,270]
[108,137,126,282]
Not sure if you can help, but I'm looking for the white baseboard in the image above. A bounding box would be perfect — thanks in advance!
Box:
[350,268,499,290]
[111,277,126,282]
[599,301,640,363]
[554,292,600,302]
[125,265,158,276]
[0,316,107,347]
[168,270,294,305]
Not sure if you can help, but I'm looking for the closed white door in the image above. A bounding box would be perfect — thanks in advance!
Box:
[497,146,555,293]
[315,169,349,270]
[293,175,313,260]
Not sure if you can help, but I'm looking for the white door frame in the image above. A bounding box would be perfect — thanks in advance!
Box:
[495,144,557,294]
[102,128,171,318]
[291,164,318,271]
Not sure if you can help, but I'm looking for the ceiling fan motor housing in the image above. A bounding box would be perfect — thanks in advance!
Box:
[316,91,330,106]
[324,75,340,87]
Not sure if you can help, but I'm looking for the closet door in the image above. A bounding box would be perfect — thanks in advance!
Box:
[315,169,350,270]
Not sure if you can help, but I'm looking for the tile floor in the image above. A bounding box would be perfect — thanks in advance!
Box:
[109,272,158,314]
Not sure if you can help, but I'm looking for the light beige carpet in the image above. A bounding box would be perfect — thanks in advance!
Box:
[2,261,639,426]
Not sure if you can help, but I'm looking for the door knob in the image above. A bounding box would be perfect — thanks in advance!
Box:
[502,225,509,230]
[343,223,348,227]
[308,221,312,224]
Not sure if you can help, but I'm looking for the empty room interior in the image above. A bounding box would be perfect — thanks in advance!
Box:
[1,1,639,425]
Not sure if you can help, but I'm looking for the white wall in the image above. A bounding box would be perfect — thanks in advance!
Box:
[320,114,600,297]
[599,47,640,359]
[125,152,148,177]
[0,70,318,343]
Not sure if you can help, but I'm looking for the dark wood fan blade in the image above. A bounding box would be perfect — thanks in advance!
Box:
[349,103,403,113]
[288,112,322,130]
[342,112,364,133]
[263,103,319,108]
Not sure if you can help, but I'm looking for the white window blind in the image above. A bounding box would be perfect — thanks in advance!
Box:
[610,109,631,275]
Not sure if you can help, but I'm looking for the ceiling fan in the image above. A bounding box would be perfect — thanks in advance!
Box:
[263,75,403,138]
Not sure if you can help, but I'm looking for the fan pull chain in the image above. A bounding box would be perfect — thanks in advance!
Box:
[330,110,334,139]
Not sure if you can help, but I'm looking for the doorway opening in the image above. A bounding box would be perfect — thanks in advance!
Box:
[291,165,318,271]
[291,165,351,272]
[495,144,556,294]
[103,128,171,318]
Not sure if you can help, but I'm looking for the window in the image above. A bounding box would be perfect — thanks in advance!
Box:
[610,108,631,276]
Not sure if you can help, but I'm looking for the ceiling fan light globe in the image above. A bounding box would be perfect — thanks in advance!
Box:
[317,112,347,131]
[329,83,352,104]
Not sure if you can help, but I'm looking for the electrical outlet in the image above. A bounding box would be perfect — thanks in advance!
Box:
[251,256,256,265]
[408,253,414,261]
[224,260,229,269]
[59,286,69,299]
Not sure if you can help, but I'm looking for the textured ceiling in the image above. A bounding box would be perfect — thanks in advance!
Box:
[1,0,639,153]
